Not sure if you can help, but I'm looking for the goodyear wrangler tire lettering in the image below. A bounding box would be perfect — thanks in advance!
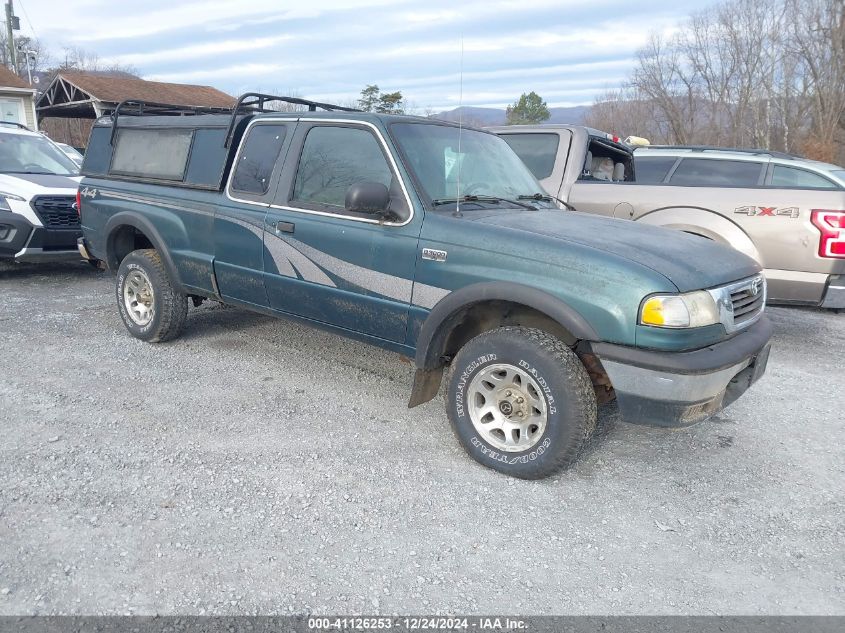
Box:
[455,354,497,419]
[518,359,557,415]
[446,327,597,479]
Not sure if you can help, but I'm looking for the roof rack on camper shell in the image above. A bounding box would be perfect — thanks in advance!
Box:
[108,92,361,146]
[640,145,800,161]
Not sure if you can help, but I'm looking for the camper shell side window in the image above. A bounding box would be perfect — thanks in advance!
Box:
[579,136,634,183]
[81,114,250,190]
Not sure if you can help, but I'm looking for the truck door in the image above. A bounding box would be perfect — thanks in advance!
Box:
[214,121,294,306]
[260,121,420,344]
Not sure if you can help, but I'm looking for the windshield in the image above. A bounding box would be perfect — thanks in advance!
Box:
[60,144,84,160]
[0,133,80,175]
[390,123,552,207]
[829,169,845,185]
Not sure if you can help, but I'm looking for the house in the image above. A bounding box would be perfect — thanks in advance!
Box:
[36,71,236,147]
[0,65,38,129]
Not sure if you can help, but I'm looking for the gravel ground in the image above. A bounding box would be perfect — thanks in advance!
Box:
[0,261,842,616]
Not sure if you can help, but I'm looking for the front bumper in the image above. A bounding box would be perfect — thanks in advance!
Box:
[589,317,773,427]
[0,212,35,258]
[0,214,81,262]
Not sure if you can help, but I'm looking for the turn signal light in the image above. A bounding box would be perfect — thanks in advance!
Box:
[811,210,845,259]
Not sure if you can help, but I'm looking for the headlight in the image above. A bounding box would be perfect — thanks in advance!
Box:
[640,290,720,328]
[0,191,25,212]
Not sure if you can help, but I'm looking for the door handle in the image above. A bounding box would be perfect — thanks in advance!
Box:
[276,221,295,234]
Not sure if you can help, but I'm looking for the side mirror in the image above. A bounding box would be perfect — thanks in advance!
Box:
[345,181,390,215]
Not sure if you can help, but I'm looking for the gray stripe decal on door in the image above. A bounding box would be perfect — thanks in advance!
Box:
[264,235,336,287]
[279,235,414,302]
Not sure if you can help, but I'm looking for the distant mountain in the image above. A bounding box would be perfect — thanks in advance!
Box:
[433,106,507,126]
[547,105,590,125]
[433,105,590,127]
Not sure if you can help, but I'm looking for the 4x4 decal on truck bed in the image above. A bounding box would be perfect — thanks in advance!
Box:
[734,206,800,218]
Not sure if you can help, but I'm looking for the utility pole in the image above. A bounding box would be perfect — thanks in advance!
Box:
[21,48,33,84]
[4,0,18,71]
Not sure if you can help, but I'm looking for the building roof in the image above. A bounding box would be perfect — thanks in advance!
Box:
[0,65,30,90]
[37,72,236,118]
[59,72,235,108]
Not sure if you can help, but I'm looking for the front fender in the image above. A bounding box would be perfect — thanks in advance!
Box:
[407,281,599,408]
[636,207,760,263]
[414,281,599,370]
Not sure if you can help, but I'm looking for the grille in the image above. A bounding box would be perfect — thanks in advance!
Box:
[729,275,765,326]
[31,195,79,229]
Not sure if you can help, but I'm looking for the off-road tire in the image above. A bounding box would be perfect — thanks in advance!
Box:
[116,249,188,343]
[446,326,597,479]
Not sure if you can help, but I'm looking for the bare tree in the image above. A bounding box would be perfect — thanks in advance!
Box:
[789,0,845,161]
[0,33,51,78]
[591,0,845,162]
[631,33,699,144]
[584,86,673,143]
[57,46,140,77]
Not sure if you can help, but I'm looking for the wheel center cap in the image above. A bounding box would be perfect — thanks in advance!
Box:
[499,401,514,416]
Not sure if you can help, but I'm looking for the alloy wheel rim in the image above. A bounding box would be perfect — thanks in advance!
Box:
[123,270,155,326]
[467,363,548,452]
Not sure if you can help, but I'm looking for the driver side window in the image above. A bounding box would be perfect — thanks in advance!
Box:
[292,125,393,211]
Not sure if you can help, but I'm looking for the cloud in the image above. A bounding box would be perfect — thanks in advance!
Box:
[67,0,409,42]
[146,63,288,84]
[108,35,299,66]
[22,0,718,109]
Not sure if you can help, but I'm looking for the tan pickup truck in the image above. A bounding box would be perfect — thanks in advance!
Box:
[490,125,845,308]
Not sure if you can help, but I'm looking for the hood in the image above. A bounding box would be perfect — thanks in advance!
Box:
[472,210,761,292]
[0,173,81,197]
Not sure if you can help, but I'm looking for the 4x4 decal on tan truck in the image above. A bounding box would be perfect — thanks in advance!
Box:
[734,206,800,218]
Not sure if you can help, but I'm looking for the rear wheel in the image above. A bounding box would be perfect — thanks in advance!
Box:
[116,249,187,343]
[446,326,596,479]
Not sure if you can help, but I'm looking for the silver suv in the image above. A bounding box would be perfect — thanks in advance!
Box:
[490,125,845,308]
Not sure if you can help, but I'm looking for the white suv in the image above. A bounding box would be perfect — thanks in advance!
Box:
[0,123,82,262]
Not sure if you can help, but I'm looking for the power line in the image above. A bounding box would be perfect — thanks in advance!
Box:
[15,0,36,38]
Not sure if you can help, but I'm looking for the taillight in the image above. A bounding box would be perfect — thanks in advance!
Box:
[75,189,81,216]
[811,210,845,258]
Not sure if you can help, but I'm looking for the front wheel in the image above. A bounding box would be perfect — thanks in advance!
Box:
[446,327,597,479]
[116,249,187,343]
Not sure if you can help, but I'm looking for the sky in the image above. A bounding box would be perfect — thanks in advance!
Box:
[17,0,719,111]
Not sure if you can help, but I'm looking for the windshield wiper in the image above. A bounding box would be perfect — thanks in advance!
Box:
[432,195,538,211]
[432,195,499,206]
[518,192,575,211]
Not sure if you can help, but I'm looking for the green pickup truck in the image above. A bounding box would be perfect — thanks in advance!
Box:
[76,94,772,479]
